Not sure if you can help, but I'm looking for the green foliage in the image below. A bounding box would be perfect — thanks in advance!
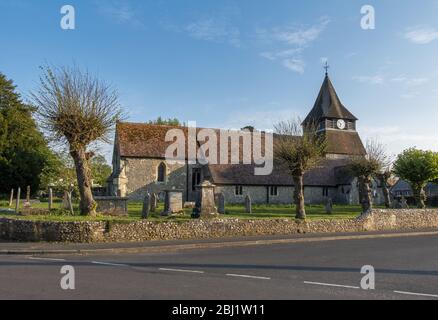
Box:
[0,72,53,194]
[90,154,112,186]
[148,117,181,126]
[393,148,438,188]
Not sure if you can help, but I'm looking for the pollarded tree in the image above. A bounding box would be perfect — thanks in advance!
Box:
[350,140,385,215]
[32,66,123,216]
[393,148,438,209]
[274,118,326,220]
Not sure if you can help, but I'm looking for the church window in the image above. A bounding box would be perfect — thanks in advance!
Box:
[157,162,166,183]
[192,169,202,191]
[323,187,329,197]
[235,186,243,196]
[269,186,278,197]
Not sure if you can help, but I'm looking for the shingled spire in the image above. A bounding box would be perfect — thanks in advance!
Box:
[303,74,358,126]
[303,73,366,158]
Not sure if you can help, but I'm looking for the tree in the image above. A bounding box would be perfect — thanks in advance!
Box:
[393,148,438,208]
[90,155,112,186]
[32,65,123,216]
[0,72,52,195]
[148,117,181,126]
[350,140,385,215]
[274,118,326,219]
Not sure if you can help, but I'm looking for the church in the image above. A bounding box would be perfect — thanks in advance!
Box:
[108,74,385,206]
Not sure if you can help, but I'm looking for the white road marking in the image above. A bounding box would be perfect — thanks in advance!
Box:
[91,261,129,267]
[159,268,205,274]
[394,290,438,298]
[226,274,271,280]
[28,257,66,262]
[304,281,360,289]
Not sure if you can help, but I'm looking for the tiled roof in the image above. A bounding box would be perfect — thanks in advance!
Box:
[208,159,352,187]
[325,130,366,156]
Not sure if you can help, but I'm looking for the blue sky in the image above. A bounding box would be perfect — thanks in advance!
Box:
[1,0,438,160]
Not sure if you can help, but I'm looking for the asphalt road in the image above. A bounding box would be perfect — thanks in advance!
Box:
[1,234,438,300]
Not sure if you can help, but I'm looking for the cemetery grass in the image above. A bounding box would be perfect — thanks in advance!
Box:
[0,200,362,222]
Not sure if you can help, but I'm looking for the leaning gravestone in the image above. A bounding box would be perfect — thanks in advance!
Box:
[245,195,252,214]
[150,193,158,213]
[142,192,151,219]
[161,190,184,216]
[216,192,225,214]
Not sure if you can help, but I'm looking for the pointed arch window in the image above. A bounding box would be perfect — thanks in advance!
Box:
[157,162,167,183]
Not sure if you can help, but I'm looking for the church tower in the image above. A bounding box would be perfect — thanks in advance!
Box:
[303,71,366,159]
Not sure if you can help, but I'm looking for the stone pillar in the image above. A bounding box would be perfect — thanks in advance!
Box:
[150,193,157,213]
[15,187,21,214]
[48,188,53,211]
[9,189,14,208]
[196,181,218,219]
[245,195,252,214]
[142,193,151,219]
[161,190,184,216]
[216,192,225,214]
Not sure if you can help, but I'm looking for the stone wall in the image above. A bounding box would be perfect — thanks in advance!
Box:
[1,209,438,243]
[123,158,188,201]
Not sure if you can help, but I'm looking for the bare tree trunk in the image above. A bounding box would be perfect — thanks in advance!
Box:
[378,174,391,209]
[293,175,306,220]
[358,176,373,215]
[70,148,96,216]
[413,184,426,209]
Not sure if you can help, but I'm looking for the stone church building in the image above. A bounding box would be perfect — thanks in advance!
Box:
[108,74,385,206]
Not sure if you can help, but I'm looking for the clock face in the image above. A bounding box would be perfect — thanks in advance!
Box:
[337,119,346,130]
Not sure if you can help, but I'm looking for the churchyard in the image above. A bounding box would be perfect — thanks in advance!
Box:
[0,198,364,223]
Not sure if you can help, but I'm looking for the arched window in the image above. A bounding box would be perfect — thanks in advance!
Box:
[157,162,166,183]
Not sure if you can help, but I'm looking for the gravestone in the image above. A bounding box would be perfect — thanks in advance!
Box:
[48,188,53,211]
[150,193,158,213]
[325,197,333,215]
[401,196,409,209]
[245,195,252,214]
[216,193,225,214]
[195,181,218,219]
[62,191,71,210]
[142,192,151,219]
[15,187,21,214]
[161,190,184,216]
[9,189,14,208]
[66,192,74,215]
[24,185,31,208]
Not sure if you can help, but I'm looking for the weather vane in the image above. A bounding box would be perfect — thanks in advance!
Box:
[324,61,330,76]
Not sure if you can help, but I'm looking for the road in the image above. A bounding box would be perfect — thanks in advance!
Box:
[1,233,438,300]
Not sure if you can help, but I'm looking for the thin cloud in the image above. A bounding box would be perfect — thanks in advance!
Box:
[95,0,145,28]
[184,18,241,47]
[257,17,330,74]
[404,26,438,44]
[353,75,385,85]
